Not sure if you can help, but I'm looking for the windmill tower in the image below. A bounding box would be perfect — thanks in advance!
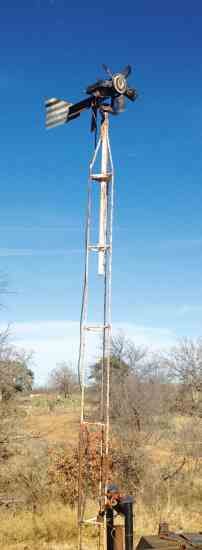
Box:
[45,64,137,550]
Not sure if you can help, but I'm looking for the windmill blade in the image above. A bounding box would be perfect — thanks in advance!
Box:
[121,65,132,78]
[112,95,125,114]
[102,63,113,78]
[124,87,138,101]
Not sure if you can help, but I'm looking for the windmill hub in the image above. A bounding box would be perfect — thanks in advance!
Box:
[112,73,127,94]
[45,64,138,130]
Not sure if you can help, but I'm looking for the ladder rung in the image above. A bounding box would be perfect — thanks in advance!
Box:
[82,421,106,427]
[80,518,100,525]
[88,244,110,252]
[90,172,112,182]
[84,324,111,332]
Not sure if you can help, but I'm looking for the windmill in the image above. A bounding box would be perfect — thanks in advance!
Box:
[45,65,137,550]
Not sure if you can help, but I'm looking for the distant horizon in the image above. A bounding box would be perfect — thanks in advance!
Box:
[0,318,184,385]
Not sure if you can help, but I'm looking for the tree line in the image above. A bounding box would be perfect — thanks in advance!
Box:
[0,324,201,513]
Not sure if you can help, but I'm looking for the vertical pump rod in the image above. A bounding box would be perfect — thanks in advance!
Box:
[98,117,109,275]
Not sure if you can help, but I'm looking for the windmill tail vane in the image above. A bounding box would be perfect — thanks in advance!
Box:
[45,96,93,129]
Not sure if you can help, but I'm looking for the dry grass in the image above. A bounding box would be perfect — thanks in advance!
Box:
[0,545,77,550]
[1,394,201,549]
[0,499,201,550]
[24,411,79,444]
[23,394,80,445]
[0,501,99,550]
[135,499,201,538]
[0,544,91,550]
[0,503,78,549]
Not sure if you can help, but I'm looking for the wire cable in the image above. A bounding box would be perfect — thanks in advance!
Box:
[77,181,91,391]
[77,132,102,391]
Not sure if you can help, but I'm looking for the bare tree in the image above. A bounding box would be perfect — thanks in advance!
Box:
[0,328,34,401]
[90,332,170,430]
[49,362,77,398]
[166,338,202,415]
[111,331,147,371]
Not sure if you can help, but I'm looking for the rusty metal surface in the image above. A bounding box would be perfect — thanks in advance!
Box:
[90,172,112,182]
[114,525,124,550]
[160,533,202,548]
[136,532,202,550]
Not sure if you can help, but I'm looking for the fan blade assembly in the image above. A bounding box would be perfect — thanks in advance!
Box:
[45,64,137,130]
[121,64,132,78]
[102,63,113,78]
[124,87,138,101]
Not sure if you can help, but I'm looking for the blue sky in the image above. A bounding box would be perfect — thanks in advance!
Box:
[1,3,202,383]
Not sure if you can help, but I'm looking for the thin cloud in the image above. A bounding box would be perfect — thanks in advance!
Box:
[177,304,202,316]
[0,248,81,257]
[0,224,82,231]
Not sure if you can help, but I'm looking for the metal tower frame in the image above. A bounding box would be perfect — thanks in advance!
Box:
[78,111,114,550]
[44,64,137,550]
